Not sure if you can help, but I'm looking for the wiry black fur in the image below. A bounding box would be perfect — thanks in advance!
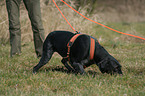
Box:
[33,31,123,75]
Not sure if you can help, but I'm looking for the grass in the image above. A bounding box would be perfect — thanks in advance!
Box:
[0,22,145,96]
[0,1,145,96]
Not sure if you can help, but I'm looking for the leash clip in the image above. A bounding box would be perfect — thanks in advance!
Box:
[76,31,81,34]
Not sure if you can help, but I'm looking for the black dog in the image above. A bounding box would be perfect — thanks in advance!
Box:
[33,31,123,75]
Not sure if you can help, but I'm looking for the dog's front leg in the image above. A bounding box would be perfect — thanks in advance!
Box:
[61,58,75,72]
[71,62,86,75]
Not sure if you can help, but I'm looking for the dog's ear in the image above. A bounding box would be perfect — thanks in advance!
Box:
[110,60,120,68]
[98,60,108,73]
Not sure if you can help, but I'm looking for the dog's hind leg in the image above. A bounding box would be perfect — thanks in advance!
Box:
[71,62,86,75]
[61,58,75,72]
[33,41,54,73]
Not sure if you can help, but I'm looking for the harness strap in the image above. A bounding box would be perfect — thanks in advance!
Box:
[64,34,95,62]
[67,34,82,47]
[90,37,95,60]
[64,34,82,61]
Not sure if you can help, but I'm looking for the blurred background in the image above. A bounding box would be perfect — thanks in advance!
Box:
[0,0,145,44]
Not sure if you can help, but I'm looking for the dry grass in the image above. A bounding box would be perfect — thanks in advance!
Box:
[0,0,104,44]
[0,2,9,44]
[1,0,144,44]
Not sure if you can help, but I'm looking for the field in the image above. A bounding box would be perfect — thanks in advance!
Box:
[0,1,145,96]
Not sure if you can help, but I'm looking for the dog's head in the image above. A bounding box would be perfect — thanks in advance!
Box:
[98,56,123,75]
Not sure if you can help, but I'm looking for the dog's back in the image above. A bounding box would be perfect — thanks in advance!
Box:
[45,31,91,61]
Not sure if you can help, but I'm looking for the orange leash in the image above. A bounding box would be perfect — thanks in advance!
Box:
[53,0,95,61]
[60,0,145,41]
[52,0,76,32]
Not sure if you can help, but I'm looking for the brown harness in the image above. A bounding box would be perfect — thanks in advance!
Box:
[64,34,95,62]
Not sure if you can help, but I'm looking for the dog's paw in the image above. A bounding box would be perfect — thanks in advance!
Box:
[33,70,37,74]
[33,68,38,74]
